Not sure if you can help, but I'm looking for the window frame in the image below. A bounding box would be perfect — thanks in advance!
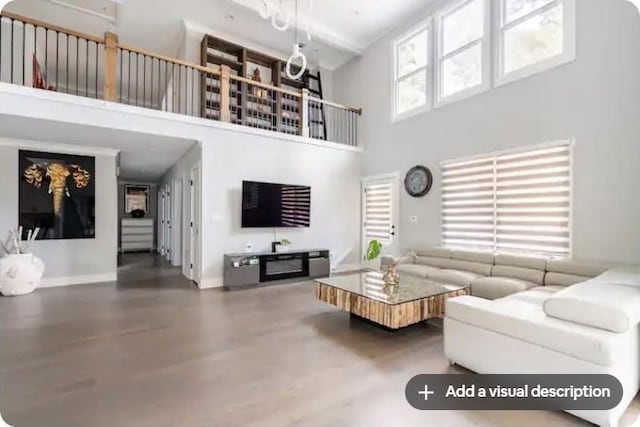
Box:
[434,0,492,108]
[391,20,432,123]
[494,0,576,87]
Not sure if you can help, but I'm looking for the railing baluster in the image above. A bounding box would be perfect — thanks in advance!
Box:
[22,20,25,86]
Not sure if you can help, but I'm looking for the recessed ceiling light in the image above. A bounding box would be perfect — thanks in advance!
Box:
[225,14,235,22]
[352,10,360,16]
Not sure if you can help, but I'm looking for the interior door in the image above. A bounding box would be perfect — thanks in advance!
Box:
[361,174,400,265]
[158,188,165,256]
[182,175,192,279]
[190,164,201,284]
[164,183,172,262]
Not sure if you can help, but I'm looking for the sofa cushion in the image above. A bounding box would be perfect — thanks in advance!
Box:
[414,256,454,269]
[434,259,493,276]
[494,253,548,270]
[544,270,640,333]
[546,259,611,277]
[396,264,439,278]
[491,265,545,285]
[429,269,482,286]
[451,249,494,264]
[544,272,591,287]
[413,247,452,259]
[471,276,537,300]
[446,293,628,366]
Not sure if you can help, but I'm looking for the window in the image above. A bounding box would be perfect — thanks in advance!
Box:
[497,0,575,85]
[393,24,429,119]
[441,142,572,256]
[436,0,489,104]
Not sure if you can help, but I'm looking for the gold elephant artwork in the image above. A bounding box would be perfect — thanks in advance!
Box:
[23,162,91,217]
[19,150,95,240]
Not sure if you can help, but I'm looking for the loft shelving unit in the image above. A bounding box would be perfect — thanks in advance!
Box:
[200,34,320,136]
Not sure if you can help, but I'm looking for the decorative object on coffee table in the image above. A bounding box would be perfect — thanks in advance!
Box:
[0,227,45,296]
[314,271,469,329]
[404,165,433,197]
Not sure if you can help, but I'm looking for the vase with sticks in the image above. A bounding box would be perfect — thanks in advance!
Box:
[0,226,45,296]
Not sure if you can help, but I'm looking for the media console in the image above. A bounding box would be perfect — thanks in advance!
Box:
[223,249,330,288]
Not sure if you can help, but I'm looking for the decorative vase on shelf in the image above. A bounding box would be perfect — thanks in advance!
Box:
[382,265,400,286]
[0,253,45,296]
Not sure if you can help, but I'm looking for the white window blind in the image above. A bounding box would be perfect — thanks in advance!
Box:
[441,143,571,256]
[363,181,394,244]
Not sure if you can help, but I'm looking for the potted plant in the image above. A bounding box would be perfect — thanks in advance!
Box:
[365,240,416,286]
[273,238,291,253]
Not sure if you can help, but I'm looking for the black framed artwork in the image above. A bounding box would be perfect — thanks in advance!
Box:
[124,185,150,214]
[19,150,96,240]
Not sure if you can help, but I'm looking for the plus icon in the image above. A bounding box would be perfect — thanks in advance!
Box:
[418,385,435,401]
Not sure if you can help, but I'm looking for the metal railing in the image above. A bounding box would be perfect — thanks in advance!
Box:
[0,12,362,147]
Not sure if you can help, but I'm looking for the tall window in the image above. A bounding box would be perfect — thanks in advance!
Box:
[393,24,429,119]
[497,0,575,84]
[436,0,488,104]
[441,142,572,256]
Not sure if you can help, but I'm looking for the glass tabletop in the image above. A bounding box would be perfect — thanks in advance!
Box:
[315,270,468,305]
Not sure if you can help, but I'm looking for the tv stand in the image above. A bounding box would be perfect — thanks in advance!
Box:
[223,249,330,288]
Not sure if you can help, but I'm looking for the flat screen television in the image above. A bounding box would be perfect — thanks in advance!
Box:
[242,180,311,228]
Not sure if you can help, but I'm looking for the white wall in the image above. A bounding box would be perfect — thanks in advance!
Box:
[0,138,118,286]
[199,130,361,287]
[160,142,201,274]
[333,0,640,264]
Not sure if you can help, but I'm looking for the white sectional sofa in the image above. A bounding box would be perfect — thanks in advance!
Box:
[390,247,640,427]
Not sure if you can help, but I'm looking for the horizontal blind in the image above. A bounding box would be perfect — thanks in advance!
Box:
[441,155,496,250]
[441,142,572,257]
[364,181,394,243]
[495,144,571,256]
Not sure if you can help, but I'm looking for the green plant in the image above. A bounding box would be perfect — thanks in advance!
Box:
[365,239,383,261]
[280,238,291,246]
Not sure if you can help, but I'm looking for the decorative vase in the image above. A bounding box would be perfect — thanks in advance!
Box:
[0,253,45,296]
[382,265,400,285]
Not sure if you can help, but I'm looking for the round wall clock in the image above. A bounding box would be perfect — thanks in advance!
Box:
[404,166,433,198]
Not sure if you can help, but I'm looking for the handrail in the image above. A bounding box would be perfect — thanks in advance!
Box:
[0,11,103,44]
[118,43,220,75]
[307,96,362,115]
[230,74,301,98]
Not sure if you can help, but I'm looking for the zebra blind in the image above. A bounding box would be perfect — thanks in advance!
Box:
[363,180,394,244]
[441,143,571,256]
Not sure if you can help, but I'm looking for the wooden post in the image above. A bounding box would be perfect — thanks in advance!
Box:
[103,32,118,101]
[300,88,310,137]
[220,65,231,122]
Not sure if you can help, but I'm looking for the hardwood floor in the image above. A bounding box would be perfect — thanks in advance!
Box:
[0,254,637,427]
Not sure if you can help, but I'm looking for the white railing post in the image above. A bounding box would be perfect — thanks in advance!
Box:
[300,88,310,138]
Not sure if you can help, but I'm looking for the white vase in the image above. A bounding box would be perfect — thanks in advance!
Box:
[0,253,45,296]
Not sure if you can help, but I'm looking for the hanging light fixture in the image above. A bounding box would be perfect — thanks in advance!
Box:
[256,0,313,80]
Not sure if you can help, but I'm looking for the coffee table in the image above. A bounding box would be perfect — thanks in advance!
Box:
[314,271,469,330]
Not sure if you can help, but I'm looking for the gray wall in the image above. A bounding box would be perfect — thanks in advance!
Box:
[117,181,158,249]
[333,0,640,264]
[0,139,118,284]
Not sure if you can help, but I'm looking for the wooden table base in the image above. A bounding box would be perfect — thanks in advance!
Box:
[314,282,469,330]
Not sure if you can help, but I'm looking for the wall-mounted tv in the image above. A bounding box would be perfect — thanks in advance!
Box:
[242,180,311,228]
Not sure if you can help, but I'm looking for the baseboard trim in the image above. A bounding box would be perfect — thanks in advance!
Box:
[40,273,117,288]
[198,277,223,289]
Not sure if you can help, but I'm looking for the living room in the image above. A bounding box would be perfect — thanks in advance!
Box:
[0,0,639,426]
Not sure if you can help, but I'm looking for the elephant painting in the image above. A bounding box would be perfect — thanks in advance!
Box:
[19,150,95,240]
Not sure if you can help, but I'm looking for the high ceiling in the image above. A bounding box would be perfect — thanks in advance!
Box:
[4,0,433,70]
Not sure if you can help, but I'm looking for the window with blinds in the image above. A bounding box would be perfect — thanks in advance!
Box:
[441,143,571,256]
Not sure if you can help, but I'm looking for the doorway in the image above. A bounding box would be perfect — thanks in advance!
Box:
[361,173,400,263]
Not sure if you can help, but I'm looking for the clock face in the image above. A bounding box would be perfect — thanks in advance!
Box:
[404,166,433,197]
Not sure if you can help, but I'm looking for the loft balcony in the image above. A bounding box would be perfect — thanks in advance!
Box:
[0,12,362,147]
